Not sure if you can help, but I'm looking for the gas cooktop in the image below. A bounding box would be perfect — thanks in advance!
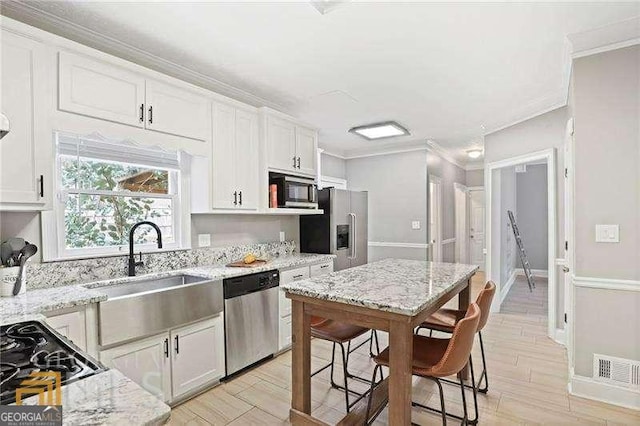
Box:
[0,320,104,405]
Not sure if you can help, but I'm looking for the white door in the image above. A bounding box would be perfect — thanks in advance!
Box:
[58,51,145,127]
[100,333,172,402]
[564,117,575,362]
[211,102,237,209]
[429,176,443,262]
[1,31,49,207]
[145,79,210,141]
[295,126,317,176]
[170,316,225,399]
[267,116,296,172]
[234,109,259,210]
[469,189,486,270]
[45,310,87,352]
[454,184,468,263]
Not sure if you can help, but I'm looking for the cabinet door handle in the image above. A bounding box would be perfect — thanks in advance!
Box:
[174,335,179,354]
[233,191,238,205]
[148,105,153,124]
[239,191,242,205]
[293,156,297,168]
[39,175,44,198]
[297,157,301,169]
[320,265,328,269]
[293,274,304,279]
[164,338,169,358]
[139,104,144,123]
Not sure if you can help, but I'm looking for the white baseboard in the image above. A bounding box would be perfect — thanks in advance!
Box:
[570,374,640,411]
[515,268,549,278]
[500,270,518,304]
[553,328,566,345]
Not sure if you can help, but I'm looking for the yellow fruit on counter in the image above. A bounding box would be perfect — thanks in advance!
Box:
[243,253,257,264]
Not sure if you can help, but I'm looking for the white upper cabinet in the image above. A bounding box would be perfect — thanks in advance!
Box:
[267,116,297,172]
[265,113,317,177]
[295,126,317,176]
[211,101,258,210]
[234,109,259,210]
[145,79,209,141]
[59,51,145,128]
[59,51,209,141]
[0,30,50,209]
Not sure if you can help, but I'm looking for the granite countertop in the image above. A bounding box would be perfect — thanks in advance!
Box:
[18,370,170,425]
[281,258,479,316]
[0,252,334,425]
[0,253,335,323]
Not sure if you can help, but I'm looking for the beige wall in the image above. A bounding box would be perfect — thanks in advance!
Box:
[484,106,567,329]
[571,45,640,377]
[466,169,484,187]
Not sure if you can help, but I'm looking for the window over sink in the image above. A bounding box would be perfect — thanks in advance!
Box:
[44,132,184,260]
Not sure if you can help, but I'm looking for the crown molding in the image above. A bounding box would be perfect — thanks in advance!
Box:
[320,149,347,160]
[340,139,429,160]
[0,1,287,111]
[464,163,484,171]
[569,16,640,59]
[425,140,466,169]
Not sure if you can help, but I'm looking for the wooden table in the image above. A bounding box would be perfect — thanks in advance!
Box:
[283,259,477,425]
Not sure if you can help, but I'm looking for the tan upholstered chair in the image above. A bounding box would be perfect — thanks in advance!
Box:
[365,303,481,425]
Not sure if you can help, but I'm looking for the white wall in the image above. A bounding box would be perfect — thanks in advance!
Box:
[571,45,640,378]
[516,164,548,270]
[484,106,567,329]
[346,150,428,262]
[500,167,517,286]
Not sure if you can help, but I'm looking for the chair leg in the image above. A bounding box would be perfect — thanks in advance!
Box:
[364,364,386,425]
[436,378,447,425]
[339,342,351,413]
[466,356,479,425]
[458,374,469,425]
[477,331,489,393]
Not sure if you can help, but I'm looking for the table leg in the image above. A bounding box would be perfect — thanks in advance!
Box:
[388,319,413,425]
[458,278,472,380]
[291,300,311,418]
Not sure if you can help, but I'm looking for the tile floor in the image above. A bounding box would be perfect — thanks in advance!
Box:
[168,273,640,425]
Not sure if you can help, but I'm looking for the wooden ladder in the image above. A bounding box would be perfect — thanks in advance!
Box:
[508,210,535,292]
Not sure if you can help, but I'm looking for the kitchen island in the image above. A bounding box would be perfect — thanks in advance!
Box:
[281,258,479,425]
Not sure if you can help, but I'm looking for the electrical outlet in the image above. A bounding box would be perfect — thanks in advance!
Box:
[198,234,211,247]
[595,225,619,243]
[411,221,421,230]
[279,231,285,242]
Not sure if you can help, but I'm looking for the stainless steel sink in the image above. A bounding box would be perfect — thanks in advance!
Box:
[98,274,208,299]
[97,274,223,347]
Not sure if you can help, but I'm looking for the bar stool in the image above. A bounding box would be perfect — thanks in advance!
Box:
[310,316,381,413]
[365,303,481,425]
[417,281,496,394]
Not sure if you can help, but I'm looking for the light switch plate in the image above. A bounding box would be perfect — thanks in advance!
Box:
[595,224,619,243]
[411,221,421,230]
[279,231,285,242]
[198,234,211,247]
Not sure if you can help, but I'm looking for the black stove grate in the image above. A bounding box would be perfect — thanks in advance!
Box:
[0,320,104,405]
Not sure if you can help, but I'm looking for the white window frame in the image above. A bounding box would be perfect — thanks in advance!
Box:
[42,133,186,261]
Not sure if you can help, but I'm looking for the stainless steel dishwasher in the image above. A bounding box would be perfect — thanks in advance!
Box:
[223,270,279,376]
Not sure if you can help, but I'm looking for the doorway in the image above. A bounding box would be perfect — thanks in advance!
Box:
[468,188,485,270]
[454,183,468,263]
[428,175,442,262]
[486,148,557,339]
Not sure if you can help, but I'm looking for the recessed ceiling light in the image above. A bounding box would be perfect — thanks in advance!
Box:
[349,121,410,140]
[467,149,483,159]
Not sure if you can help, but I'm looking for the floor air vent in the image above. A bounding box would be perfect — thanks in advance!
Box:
[594,354,640,388]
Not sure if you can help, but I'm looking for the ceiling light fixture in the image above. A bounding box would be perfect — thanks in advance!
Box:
[349,121,410,140]
[467,149,483,159]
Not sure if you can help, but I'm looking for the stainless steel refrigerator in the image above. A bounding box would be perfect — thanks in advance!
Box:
[300,188,368,271]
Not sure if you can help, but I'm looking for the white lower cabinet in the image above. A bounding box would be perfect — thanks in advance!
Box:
[45,309,87,352]
[99,314,224,403]
[100,333,172,403]
[170,316,225,399]
[278,263,332,351]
